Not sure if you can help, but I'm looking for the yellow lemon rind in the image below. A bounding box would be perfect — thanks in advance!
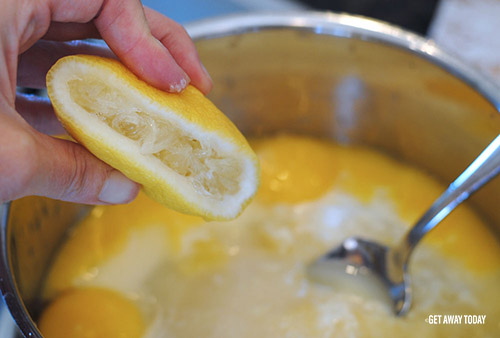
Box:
[46,55,260,221]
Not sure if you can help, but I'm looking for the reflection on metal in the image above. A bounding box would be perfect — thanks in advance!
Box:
[334,76,365,144]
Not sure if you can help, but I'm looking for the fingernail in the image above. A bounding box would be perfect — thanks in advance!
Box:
[98,170,138,204]
[169,76,190,93]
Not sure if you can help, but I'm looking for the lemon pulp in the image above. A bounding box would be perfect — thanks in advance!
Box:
[67,78,240,198]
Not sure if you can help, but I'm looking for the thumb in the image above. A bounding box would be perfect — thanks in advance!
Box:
[28,132,139,204]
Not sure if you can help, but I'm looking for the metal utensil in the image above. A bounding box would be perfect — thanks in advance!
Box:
[308,134,500,316]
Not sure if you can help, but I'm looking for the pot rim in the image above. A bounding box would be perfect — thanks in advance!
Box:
[186,11,500,110]
[2,11,500,338]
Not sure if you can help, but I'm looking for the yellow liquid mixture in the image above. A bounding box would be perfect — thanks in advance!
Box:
[39,135,500,338]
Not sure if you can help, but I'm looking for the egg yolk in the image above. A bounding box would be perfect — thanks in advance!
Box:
[252,135,340,204]
[38,287,145,338]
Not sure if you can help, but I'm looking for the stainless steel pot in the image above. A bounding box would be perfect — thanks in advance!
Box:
[2,12,500,337]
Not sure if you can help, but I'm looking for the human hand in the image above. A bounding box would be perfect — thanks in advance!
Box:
[0,0,213,205]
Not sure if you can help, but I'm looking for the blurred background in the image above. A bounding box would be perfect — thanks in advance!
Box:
[3,0,500,335]
[140,0,500,86]
[142,0,439,35]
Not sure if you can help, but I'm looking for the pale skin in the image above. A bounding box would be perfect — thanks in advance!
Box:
[0,0,213,205]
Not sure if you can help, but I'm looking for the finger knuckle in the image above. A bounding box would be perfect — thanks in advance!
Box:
[0,130,39,202]
[59,144,91,200]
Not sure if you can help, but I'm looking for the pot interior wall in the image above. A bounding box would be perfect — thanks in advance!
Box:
[199,29,500,228]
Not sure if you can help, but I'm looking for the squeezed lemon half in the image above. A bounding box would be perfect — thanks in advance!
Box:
[46,55,260,220]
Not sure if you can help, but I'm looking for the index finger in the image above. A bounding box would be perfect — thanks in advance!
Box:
[47,0,212,94]
[94,0,206,93]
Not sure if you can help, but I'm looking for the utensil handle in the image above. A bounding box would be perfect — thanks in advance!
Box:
[396,134,500,264]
